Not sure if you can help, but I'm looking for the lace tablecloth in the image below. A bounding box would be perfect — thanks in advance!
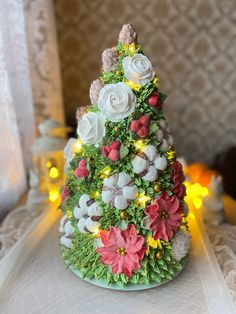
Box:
[206,223,236,305]
[0,215,235,314]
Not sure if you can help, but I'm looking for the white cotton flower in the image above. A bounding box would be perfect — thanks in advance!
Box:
[98,82,136,122]
[122,54,155,86]
[59,215,75,249]
[171,230,190,261]
[154,155,168,171]
[73,195,103,233]
[132,145,168,182]
[102,172,138,210]
[77,112,105,145]
[156,119,173,152]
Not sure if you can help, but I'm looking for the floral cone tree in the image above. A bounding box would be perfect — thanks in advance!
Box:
[60,24,190,287]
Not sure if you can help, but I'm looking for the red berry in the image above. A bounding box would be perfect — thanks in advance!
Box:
[137,126,148,138]
[110,141,121,151]
[75,167,89,178]
[108,149,120,161]
[102,146,110,157]
[130,120,141,132]
[139,115,150,127]
[147,92,160,107]
[78,159,86,168]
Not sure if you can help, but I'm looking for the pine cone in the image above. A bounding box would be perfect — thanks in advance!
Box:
[102,48,118,71]
[119,24,137,45]
[76,106,89,120]
[89,79,104,105]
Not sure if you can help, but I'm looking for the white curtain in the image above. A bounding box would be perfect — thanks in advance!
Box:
[0,0,64,218]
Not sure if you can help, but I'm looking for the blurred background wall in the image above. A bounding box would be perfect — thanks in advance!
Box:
[54,0,236,165]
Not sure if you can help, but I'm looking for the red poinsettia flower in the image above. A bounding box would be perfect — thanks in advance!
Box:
[171,161,186,198]
[61,186,69,202]
[145,192,182,241]
[97,224,146,277]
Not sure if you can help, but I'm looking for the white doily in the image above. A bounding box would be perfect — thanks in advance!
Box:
[206,223,236,305]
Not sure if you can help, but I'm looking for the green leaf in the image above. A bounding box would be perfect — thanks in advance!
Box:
[149,122,158,134]
[120,145,129,159]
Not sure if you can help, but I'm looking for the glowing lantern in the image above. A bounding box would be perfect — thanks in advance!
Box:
[31,120,71,202]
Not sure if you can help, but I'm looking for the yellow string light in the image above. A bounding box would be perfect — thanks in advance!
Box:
[46,161,52,168]
[136,192,151,207]
[91,191,100,199]
[134,140,145,150]
[49,190,60,202]
[124,79,141,91]
[91,226,100,238]
[49,166,59,179]
[100,166,111,178]
[72,139,83,153]
[184,182,209,209]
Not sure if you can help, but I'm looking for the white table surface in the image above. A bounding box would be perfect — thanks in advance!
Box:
[0,208,235,314]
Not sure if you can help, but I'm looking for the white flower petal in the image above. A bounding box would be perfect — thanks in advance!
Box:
[117,172,132,187]
[78,217,87,233]
[73,206,83,219]
[132,156,149,173]
[114,195,128,210]
[123,186,138,200]
[79,194,90,211]
[143,145,157,162]
[154,155,168,171]
[60,236,72,248]
[98,82,136,122]
[64,220,74,235]
[86,218,100,232]
[87,203,103,216]
[160,139,169,152]
[102,190,115,205]
[64,138,76,161]
[142,166,158,182]
[122,54,154,86]
[59,215,68,233]
[77,112,105,145]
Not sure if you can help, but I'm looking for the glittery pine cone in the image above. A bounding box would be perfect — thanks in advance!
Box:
[89,79,104,105]
[76,106,89,120]
[118,24,137,45]
[102,48,118,71]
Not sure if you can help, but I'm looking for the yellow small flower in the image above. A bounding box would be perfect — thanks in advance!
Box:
[153,77,160,88]
[124,79,141,91]
[146,235,162,255]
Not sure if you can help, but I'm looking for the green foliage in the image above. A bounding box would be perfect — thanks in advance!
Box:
[62,231,185,287]
[60,40,189,287]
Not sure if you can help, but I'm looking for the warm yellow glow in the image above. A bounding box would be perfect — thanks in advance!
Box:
[153,77,160,88]
[72,139,83,153]
[49,166,59,179]
[125,80,141,91]
[91,191,100,199]
[134,140,145,150]
[92,226,100,237]
[129,43,136,54]
[188,212,195,221]
[185,182,209,210]
[100,166,111,178]
[137,193,151,206]
[66,210,73,219]
[46,161,52,168]
[146,235,161,255]
[49,190,60,202]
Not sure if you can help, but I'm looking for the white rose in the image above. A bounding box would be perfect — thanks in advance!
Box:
[77,112,105,145]
[98,82,136,122]
[122,53,154,86]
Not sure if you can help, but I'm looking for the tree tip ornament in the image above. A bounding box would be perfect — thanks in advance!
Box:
[59,24,190,289]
